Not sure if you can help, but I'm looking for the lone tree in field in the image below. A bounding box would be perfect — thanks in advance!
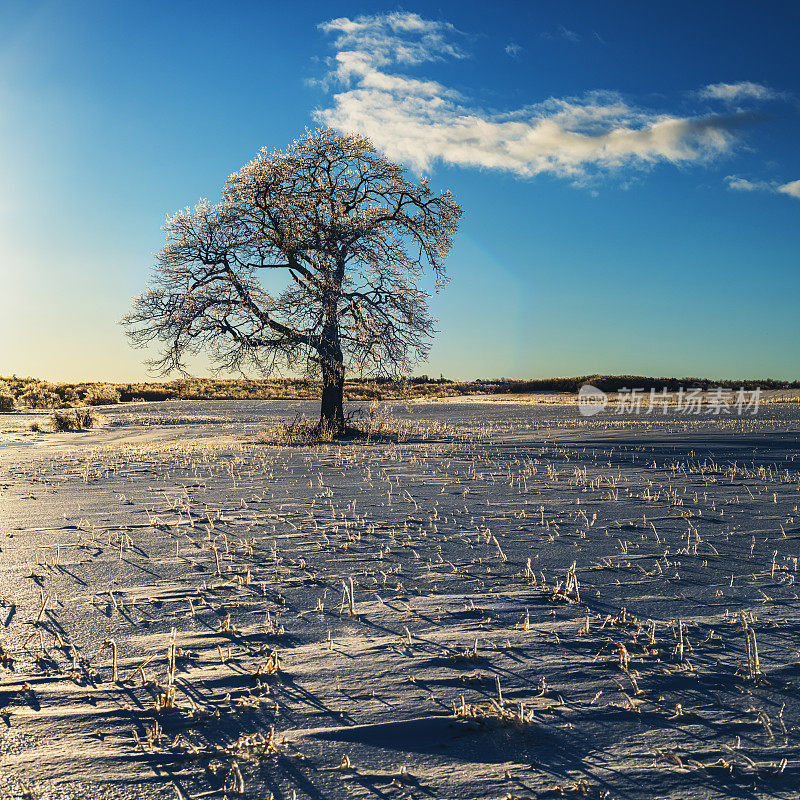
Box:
[124,129,462,434]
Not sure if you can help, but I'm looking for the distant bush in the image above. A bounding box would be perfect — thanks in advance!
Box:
[0,381,16,411]
[84,384,121,405]
[117,385,178,402]
[18,382,61,408]
[50,408,99,431]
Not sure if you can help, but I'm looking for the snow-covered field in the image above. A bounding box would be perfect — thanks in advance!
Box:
[1,399,799,799]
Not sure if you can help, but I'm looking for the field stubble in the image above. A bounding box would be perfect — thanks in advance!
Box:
[0,399,799,799]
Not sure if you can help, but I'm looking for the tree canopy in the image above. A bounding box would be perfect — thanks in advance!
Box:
[124,128,462,432]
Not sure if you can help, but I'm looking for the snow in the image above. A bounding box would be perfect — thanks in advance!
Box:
[1,399,799,798]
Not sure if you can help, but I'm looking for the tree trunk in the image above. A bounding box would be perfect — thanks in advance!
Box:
[320,355,345,434]
[319,282,345,435]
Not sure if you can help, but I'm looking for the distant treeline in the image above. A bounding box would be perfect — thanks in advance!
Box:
[494,375,799,393]
[1,374,797,410]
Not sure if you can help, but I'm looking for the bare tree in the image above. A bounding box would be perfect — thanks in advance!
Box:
[123,128,462,434]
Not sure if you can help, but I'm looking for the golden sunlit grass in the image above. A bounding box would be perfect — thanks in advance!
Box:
[4,374,796,409]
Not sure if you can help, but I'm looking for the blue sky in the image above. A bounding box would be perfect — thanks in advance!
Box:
[1,0,798,381]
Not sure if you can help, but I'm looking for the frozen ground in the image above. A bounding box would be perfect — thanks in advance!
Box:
[1,399,799,800]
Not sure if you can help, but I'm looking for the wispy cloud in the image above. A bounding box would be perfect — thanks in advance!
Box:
[726,175,800,199]
[698,81,782,103]
[557,24,581,43]
[541,24,581,43]
[319,13,465,76]
[505,42,523,59]
[314,12,770,182]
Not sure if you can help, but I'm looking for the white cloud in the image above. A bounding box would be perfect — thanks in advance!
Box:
[777,179,800,199]
[698,81,780,102]
[725,175,800,200]
[315,13,760,181]
[319,89,736,179]
[725,176,764,192]
[505,42,523,59]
